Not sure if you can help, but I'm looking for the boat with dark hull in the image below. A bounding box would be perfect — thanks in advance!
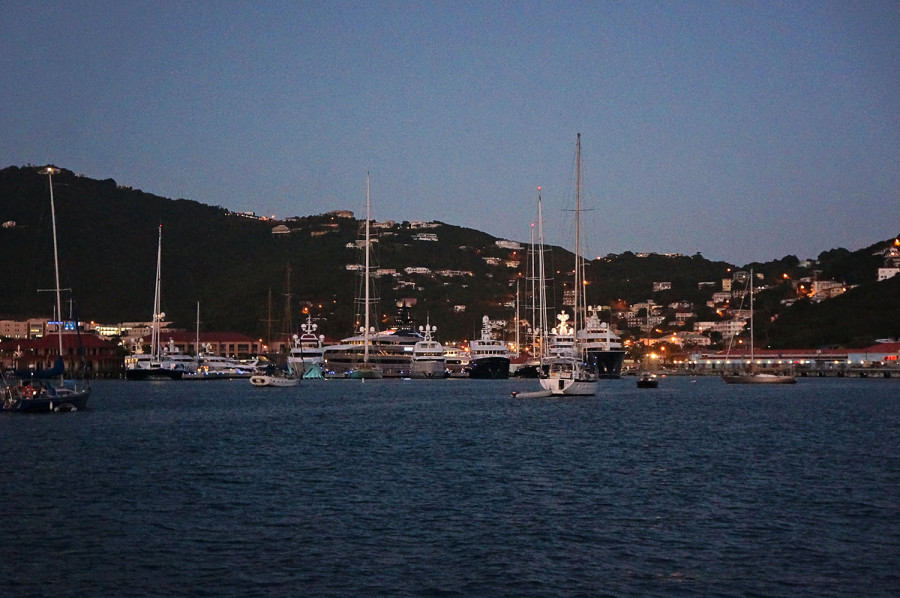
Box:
[636,372,659,388]
[124,357,186,380]
[579,307,625,379]
[722,270,796,385]
[2,167,91,412]
[3,361,91,412]
[468,316,510,379]
[323,303,427,378]
[124,226,191,381]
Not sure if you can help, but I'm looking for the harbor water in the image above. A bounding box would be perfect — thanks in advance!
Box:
[2,376,898,596]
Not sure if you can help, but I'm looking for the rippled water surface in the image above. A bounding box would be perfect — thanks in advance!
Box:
[2,376,899,596]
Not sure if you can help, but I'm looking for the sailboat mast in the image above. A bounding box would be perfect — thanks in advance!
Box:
[195,301,200,357]
[574,133,582,334]
[537,189,548,358]
[515,280,520,357]
[46,168,64,361]
[364,173,371,365]
[153,225,163,361]
[749,269,755,365]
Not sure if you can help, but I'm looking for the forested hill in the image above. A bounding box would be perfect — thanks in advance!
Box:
[1,165,897,347]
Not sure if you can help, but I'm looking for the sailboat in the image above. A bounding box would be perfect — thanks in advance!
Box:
[540,134,598,396]
[124,226,190,380]
[346,173,383,379]
[541,133,597,396]
[2,167,91,412]
[722,270,796,384]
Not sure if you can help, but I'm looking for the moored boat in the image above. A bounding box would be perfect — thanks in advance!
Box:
[537,134,597,396]
[578,306,626,378]
[287,315,326,377]
[250,365,299,387]
[722,270,796,385]
[3,167,91,411]
[125,226,190,381]
[636,372,659,388]
[722,372,796,385]
[410,321,447,378]
[468,316,511,379]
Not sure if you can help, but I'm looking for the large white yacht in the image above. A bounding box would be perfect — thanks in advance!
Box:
[322,302,425,378]
[287,315,326,377]
[410,321,446,378]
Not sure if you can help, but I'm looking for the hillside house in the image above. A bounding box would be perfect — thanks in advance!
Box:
[495,240,523,250]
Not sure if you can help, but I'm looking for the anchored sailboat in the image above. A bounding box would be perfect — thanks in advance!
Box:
[540,134,598,396]
[722,270,796,384]
[346,173,383,379]
[124,226,190,380]
[3,167,91,412]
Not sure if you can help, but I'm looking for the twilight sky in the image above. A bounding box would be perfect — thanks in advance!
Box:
[3,1,898,265]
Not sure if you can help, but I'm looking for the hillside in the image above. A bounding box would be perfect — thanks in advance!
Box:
[1,165,897,347]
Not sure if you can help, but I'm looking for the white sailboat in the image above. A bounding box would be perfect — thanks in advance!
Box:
[540,134,598,396]
[124,226,191,380]
[723,270,796,384]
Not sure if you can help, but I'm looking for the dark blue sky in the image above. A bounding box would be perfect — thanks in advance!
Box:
[3,1,897,264]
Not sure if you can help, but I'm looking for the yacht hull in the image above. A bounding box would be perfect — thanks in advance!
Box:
[125,368,184,380]
[722,374,796,384]
[583,349,626,379]
[468,357,510,379]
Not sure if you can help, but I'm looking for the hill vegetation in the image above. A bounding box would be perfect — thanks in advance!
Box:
[1,165,897,348]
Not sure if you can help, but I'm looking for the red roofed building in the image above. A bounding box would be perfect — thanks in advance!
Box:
[0,333,120,377]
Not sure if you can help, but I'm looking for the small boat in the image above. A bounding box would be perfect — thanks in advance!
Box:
[636,372,659,388]
[540,355,598,396]
[722,372,797,385]
[250,365,299,387]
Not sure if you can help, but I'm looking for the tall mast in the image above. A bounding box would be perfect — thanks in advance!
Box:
[514,279,520,357]
[47,168,64,362]
[195,301,200,357]
[364,173,372,365]
[537,189,549,358]
[153,225,163,361]
[528,219,536,352]
[749,269,755,365]
[574,133,582,334]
